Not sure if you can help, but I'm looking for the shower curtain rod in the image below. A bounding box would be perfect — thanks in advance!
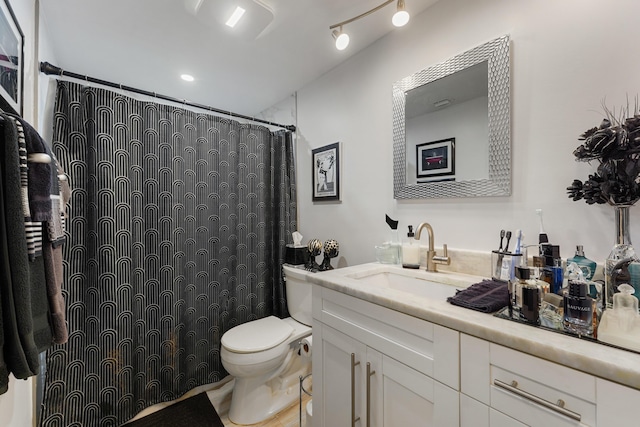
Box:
[39,61,297,132]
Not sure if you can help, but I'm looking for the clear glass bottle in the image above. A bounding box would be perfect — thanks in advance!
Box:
[563,280,593,336]
[567,245,597,281]
[605,205,640,308]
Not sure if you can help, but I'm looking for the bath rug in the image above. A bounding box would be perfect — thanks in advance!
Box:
[126,392,223,427]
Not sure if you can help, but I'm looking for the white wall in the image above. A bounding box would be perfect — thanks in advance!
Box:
[295,0,640,268]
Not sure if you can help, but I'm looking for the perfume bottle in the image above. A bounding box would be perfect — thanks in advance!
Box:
[515,267,541,324]
[567,245,597,281]
[563,279,594,336]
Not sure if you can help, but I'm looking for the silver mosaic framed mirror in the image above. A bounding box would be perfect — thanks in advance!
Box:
[393,35,510,199]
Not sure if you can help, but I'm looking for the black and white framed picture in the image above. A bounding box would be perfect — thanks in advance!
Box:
[0,0,23,115]
[312,142,340,201]
[416,138,455,180]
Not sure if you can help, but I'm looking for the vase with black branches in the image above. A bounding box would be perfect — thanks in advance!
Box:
[567,100,640,309]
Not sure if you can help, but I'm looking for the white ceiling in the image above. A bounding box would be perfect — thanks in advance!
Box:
[39,0,438,119]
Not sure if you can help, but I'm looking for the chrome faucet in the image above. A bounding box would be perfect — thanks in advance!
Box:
[415,222,451,272]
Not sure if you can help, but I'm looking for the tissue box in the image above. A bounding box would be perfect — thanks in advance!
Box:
[285,245,308,265]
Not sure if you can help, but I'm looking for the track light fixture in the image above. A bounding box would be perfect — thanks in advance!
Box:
[332,26,350,50]
[329,0,410,50]
[392,0,410,27]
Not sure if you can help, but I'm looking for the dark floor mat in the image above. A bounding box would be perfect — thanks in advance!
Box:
[125,392,224,427]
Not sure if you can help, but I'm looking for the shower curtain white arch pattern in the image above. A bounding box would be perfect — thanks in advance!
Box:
[39,81,296,426]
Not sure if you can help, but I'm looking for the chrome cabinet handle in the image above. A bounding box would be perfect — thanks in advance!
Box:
[366,362,376,427]
[351,353,361,427]
[494,379,582,422]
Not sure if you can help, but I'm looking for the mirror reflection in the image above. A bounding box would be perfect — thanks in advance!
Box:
[393,35,510,198]
[406,61,488,184]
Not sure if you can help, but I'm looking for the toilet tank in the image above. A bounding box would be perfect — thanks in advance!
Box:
[283,265,313,326]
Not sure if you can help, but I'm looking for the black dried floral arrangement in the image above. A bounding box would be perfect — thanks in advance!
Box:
[567,102,640,205]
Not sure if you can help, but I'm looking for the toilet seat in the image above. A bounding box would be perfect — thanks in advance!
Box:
[222,316,294,353]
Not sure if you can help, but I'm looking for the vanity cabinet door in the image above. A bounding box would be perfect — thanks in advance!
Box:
[596,378,640,427]
[375,353,458,427]
[314,323,366,427]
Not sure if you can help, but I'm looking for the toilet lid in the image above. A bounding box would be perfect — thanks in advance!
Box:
[222,316,294,353]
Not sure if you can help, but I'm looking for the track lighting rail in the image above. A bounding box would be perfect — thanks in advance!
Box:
[328,0,409,50]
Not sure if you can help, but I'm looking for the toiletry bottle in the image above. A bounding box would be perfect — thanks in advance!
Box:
[567,245,597,281]
[384,215,401,264]
[563,270,594,336]
[402,225,420,269]
[516,267,541,324]
[597,284,640,351]
[508,271,519,318]
[551,258,564,294]
[389,227,401,264]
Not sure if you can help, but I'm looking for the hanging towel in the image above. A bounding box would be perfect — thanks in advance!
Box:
[0,115,39,379]
[42,159,68,344]
[0,114,52,380]
[447,279,509,313]
[8,116,44,260]
[0,154,10,395]
[14,115,52,222]
[46,159,67,247]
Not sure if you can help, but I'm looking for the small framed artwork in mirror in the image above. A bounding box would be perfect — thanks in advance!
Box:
[312,142,340,202]
[416,138,455,181]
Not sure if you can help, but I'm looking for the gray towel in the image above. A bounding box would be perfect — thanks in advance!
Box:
[0,115,39,379]
[0,113,53,381]
[447,279,509,313]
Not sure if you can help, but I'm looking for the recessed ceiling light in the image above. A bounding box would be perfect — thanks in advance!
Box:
[181,74,195,82]
[226,6,246,28]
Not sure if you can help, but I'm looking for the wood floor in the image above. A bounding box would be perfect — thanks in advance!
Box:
[221,394,311,427]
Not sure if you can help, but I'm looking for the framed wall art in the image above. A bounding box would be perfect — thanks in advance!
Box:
[312,142,340,201]
[0,0,23,115]
[416,138,455,181]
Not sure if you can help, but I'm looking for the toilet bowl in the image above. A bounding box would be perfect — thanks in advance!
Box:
[221,265,312,425]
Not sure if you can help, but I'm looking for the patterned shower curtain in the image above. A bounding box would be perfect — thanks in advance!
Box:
[39,81,297,426]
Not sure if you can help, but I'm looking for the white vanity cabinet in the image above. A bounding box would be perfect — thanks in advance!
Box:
[312,285,460,427]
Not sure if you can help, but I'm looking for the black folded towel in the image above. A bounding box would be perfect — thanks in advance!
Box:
[447,279,509,313]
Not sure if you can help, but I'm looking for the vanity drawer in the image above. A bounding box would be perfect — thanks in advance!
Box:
[313,285,459,390]
[461,334,596,426]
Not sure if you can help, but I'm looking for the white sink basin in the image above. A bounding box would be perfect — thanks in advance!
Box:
[344,265,475,300]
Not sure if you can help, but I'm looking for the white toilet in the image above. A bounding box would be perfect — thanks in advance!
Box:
[221,264,312,425]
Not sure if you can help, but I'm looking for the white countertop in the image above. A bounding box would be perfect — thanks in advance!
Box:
[306,262,640,390]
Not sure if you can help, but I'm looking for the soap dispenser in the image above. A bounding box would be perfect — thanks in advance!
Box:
[598,284,640,351]
[402,225,420,269]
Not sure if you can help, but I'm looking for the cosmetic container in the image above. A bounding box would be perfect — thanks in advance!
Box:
[563,279,593,336]
[514,267,541,324]
[598,284,640,351]
[492,251,522,282]
[402,225,420,269]
[539,292,564,330]
[567,245,597,281]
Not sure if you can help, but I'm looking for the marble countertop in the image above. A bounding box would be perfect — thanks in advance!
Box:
[306,262,640,390]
